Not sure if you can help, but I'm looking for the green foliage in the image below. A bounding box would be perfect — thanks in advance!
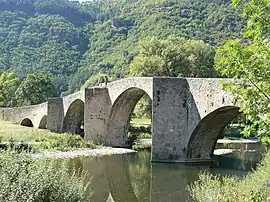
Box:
[0,150,91,202]
[215,0,270,142]
[77,0,243,88]
[189,151,270,201]
[15,73,55,106]
[133,95,152,119]
[132,141,152,151]
[232,0,270,41]
[129,37,217,77]
[0,121,99,151]
[0,0,244,95]
[0,71,56,107]
[0,5,89,95]
[35,133,98,152]
[0,72,20,107]
[129,37,217,118]
[81,72,115,90]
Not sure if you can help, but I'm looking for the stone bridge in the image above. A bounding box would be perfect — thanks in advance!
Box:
[0,77,240,164]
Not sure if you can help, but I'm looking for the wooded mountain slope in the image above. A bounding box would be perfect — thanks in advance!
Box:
[0,0,243,95]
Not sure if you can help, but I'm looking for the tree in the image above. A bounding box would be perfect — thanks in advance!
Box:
[129,37,217,78]
[133,94,152,119]
[215,0,270,142]
[0,0,244,95]
[16,73,55,106]
[0,72,20,107]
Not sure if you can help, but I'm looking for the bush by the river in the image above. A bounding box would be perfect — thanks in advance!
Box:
[189,152,270,202]
[0,150,91,202]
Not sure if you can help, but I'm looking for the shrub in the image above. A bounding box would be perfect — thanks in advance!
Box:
[189,152,270,202]
[35,133,99,152]
[0,150,91,202]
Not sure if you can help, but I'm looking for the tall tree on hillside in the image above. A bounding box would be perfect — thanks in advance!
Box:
[215,0,270,142]
[0,72,20,107]
[129,37,217,118]
[16,73,55,106]
[129,37,217,78]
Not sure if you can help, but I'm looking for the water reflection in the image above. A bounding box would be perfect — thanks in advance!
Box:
[150,164,205,202]
[66,151,260,202]
[212,150,263,171]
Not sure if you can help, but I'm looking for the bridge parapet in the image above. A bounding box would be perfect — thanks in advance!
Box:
[107,77,153,103]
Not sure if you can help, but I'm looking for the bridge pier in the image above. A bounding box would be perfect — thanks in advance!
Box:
[47,97,64,133]
[84,88,111,144]
[151,78,202,163]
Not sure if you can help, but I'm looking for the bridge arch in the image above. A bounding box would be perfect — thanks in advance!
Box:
[38,115,47,129]
[21,118,34,127]
[63,99,84,136]
[106,87,151,147]
[186,106,240,160]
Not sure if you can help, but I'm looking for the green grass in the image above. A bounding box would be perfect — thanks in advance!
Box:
[130,118,151,127]
[189,151,270,202]
[130,133,152,151]
[0,121,99,152]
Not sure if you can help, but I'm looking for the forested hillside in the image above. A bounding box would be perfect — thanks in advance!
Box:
[0,0,244,96]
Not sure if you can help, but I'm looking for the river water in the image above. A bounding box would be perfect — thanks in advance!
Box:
[64,150,262,202]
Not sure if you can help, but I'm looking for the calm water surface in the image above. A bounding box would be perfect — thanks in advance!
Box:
[65,151,262,202]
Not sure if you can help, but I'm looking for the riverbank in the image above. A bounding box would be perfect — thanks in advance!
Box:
[0,120,264,160]
[189,151,270,201]
[0,121,99,151]
[137,138,265,152]
[33,147,136,159]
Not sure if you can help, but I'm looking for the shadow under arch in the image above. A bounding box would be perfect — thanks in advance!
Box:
[38,115,47,129]
[63,99,84,136]
[186,106,240,160]
[106,87,151,147]
[21,118,34,127]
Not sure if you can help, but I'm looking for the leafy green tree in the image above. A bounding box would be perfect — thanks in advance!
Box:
[0,0,244,95]
[133,95,152,119]
[215,0,270,142]
[0,72,20,107]
[129,37,217,77]
[16,73,55,106]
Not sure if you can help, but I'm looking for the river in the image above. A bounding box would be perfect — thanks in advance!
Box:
[61,150,263,202]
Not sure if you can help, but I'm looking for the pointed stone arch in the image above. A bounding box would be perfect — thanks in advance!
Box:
[63,99,84,136]
[106,87,151,147]
[186,106,240,160]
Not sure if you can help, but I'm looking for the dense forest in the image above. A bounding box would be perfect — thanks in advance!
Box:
[0,0,244,97]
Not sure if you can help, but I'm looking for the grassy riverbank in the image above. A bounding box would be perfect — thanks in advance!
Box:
[130,118,152,150]
[0,121,99,152]
[0,150,91,201]
[189,151,270,201]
